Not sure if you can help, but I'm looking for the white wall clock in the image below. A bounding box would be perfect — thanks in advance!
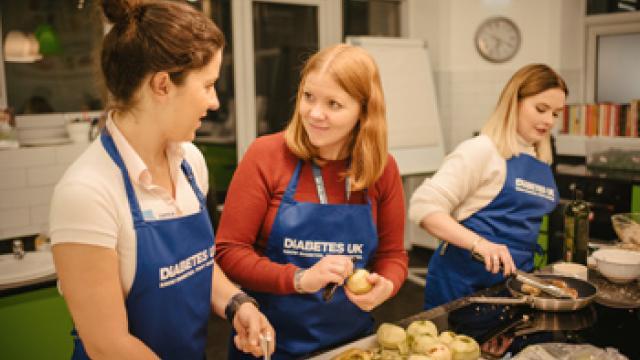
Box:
[474,17,521,63]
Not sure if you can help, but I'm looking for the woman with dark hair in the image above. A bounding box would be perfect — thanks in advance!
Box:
[50,1,273,358]
[409,64,568,310]
[215,44,408,359]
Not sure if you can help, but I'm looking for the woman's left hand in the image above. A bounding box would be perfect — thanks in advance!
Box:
[233,303,276,357]
[344,272,394,311]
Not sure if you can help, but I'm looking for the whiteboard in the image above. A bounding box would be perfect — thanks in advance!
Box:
[346,37,445,175]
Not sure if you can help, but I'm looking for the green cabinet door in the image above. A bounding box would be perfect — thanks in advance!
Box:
[0,286,73,359]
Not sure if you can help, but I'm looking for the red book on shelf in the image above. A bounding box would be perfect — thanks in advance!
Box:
[613,104,621,136]
[603,103,611,136]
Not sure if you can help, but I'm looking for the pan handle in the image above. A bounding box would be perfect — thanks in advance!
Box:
[467,296,533,306]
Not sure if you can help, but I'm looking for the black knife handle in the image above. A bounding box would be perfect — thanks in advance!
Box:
[322,257,358,302]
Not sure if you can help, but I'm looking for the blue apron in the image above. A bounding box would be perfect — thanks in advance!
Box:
[229,160,378,359]
[424,153,558,310]
[70,131,215,359]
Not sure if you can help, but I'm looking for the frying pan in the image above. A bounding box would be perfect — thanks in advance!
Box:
[468,274,598,311]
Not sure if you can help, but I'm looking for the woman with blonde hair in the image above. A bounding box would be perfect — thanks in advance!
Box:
[215,44,408,358]
[410,64,567,310]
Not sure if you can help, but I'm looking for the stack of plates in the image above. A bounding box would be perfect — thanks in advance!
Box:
[16,114,71,146]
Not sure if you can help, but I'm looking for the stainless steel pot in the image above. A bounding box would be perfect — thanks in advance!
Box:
[468,274,598,312]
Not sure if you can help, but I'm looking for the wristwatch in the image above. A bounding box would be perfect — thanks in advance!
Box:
[224,292,259,324]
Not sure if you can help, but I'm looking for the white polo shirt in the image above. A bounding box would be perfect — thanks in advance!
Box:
[50,116,209,294]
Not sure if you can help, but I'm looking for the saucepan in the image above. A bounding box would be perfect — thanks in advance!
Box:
[469,274,598,312]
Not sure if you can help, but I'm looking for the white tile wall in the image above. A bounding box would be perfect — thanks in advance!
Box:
[0,143,87,240]
[436,67,583,153]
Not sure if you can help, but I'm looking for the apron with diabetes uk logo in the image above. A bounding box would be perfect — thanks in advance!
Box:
[229,160,378,359]
[424,153,559,310]
[70,131,215,359]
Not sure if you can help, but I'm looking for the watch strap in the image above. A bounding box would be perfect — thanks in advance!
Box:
[224,292,258,324]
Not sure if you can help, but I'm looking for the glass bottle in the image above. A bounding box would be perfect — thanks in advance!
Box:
[563,189,590,264]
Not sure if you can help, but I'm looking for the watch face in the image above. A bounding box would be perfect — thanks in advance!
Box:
[475,17,521,63]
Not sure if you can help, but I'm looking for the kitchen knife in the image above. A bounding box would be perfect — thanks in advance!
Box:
[322,257,358,302]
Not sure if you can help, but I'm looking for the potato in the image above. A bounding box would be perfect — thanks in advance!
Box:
[347,269,373,295]
[438,331,457,347]
[423,343,452,360]
[450,335,480,360]
[411,334,440,355]
[407,320,438,339]
[376,323,409,354]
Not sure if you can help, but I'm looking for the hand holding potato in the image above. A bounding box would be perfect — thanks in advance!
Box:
[345,272,393,311]
[299,255,354,293]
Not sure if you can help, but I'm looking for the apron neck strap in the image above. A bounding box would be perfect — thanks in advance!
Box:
[179,160,207,210]
[311,162,350,204]
[100,129,208,223]
[101,129,145,224]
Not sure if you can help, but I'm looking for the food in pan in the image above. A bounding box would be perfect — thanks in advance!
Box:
[520,279,579,299]
[520,283,542,296]
[346,269,374,295]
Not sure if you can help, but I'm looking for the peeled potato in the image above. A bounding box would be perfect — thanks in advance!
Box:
[423,343,452,360]
[411,334,440,355]
[450,335,480,360]
[438,331,457,347]
[346,269,373,295]
[407,320,438,339]
[376,323,409,354]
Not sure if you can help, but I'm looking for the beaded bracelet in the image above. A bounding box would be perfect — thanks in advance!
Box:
[293,268,306,294]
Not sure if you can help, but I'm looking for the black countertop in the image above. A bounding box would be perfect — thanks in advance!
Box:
[556,163,640,184]
[396,279,640,359]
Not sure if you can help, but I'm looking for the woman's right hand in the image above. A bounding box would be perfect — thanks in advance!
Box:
[473,238,516,276]
[299,255,354,293]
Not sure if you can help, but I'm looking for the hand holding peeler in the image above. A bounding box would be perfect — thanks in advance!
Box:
[322,257,358,302]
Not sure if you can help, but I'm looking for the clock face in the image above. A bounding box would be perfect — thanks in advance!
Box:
[475,17,521,63]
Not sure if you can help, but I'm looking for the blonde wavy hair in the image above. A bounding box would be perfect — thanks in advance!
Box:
[481,64,568,164]
[284,44,387,191]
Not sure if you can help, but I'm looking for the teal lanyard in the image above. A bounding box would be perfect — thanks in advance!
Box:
[311,162,351,204]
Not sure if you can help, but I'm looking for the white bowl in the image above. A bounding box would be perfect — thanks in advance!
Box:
[553,262,588,280]
[591,248,640,284]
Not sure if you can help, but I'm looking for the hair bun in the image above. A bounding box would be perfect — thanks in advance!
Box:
[101,0,140,25]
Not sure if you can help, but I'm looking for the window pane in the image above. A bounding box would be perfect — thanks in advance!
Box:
[253,2,318,136]
[587,0,640,15]
[1,0,104,114]
[596,33,640,103]
[195,0,237,210]
[343,0,401,38]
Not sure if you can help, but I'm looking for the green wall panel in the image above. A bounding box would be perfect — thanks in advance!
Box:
[0,286,73,359]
